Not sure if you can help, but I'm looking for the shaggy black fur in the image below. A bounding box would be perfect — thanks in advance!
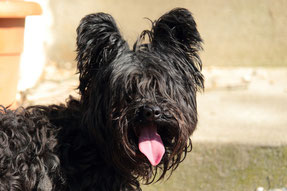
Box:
[0,8,203,191]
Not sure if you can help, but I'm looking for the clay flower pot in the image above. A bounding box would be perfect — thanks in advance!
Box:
[0,0,41,108]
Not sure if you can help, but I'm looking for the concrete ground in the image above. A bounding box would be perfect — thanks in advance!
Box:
[194,67,287,146]
[19,66,287,147]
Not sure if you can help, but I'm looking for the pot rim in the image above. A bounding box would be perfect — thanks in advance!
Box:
[0,0,42,18]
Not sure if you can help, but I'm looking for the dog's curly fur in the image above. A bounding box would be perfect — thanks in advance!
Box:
[0,8,203,191]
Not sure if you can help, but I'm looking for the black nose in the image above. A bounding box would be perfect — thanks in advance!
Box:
[141,105,162,121]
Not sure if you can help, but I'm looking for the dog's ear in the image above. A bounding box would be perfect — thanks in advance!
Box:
[152,8,202,50]
[76,13,129,96]
[151,8,204,90]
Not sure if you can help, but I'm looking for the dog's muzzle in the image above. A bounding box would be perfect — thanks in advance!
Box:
[137,105,165,166]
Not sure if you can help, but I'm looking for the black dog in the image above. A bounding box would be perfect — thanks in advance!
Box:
[0,8,203,191]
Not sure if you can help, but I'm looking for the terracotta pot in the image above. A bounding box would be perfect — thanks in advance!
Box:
[0,0,42,108]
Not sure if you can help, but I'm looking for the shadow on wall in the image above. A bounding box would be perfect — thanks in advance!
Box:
[47,0,287,68]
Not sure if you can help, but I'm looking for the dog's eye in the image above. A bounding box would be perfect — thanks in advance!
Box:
[125,96,132,104]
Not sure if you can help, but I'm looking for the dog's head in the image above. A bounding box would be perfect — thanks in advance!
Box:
[76,8,203,184]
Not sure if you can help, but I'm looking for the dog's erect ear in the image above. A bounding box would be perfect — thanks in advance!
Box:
[76,13,129,96]
[152,8,202,52]
[151,8,204,90]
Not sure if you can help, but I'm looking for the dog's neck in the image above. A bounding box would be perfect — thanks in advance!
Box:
[44,98,141,191]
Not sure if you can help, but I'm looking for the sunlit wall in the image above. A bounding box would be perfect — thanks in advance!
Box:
[19,0,287,90]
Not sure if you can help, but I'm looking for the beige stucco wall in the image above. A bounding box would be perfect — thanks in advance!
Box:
[46,0,287,67]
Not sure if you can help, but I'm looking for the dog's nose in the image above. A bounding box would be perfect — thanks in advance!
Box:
[141,105,162,121]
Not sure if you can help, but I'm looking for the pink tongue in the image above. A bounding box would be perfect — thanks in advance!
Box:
[138,125,165,166]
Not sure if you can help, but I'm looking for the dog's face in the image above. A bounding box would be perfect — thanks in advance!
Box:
[76,8,203,183]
